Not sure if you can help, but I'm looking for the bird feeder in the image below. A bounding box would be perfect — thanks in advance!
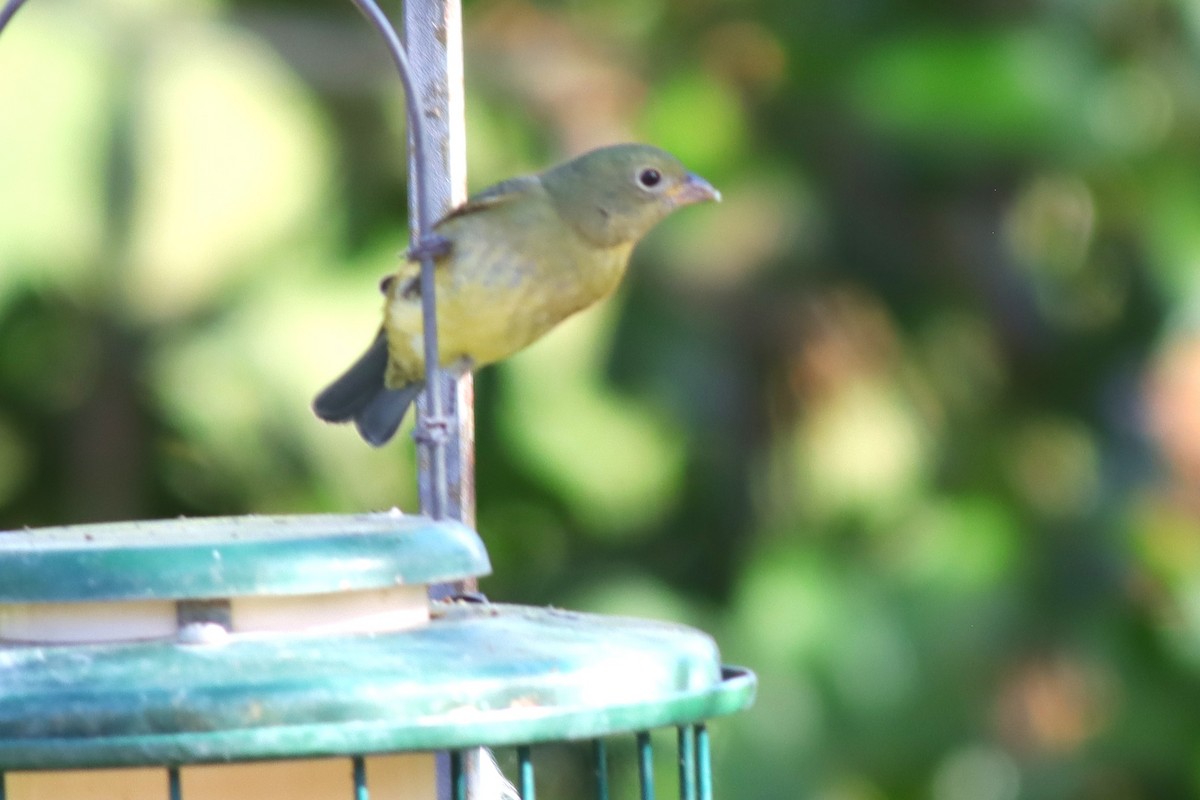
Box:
[0,513,755,799]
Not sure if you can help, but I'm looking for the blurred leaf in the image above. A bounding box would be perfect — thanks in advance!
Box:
[0,2,113,289]
[849,27,1094,155]
[497,303,686,536]
[127,23,333,320]
[640,70,746,175]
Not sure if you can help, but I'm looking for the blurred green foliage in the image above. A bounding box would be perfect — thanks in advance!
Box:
[3,0,1200,797]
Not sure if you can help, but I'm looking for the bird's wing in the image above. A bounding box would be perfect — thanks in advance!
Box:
[380,175,541,299]
[436,175,540,225]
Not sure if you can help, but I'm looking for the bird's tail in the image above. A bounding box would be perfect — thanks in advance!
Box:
[312,330,424,447]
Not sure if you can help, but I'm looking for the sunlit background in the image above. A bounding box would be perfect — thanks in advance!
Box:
[4,0,1200,797]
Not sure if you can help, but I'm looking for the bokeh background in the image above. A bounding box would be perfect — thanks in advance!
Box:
[4,0,1200,797]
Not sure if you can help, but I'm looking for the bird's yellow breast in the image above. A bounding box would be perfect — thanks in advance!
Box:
[382,188,633,387]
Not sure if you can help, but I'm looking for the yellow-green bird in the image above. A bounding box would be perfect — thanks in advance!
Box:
[313,143,720,446]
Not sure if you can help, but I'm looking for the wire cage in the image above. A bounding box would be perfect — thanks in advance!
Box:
[0,0,756,798]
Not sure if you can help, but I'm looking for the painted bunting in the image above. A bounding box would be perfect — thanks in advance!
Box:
[313,143,720,446]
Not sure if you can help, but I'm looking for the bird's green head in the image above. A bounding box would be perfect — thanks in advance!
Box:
[541,143,720,248]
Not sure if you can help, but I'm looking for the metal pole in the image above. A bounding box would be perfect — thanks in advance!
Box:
[401,4,479,799]
[0,0,27,33]
[404,0,475,530]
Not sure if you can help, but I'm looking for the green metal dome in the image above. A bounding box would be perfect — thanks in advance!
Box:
[0,513,754,774]
[0,513,489,602]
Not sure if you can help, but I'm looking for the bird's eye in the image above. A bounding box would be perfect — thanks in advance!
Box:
[637,168,662,189]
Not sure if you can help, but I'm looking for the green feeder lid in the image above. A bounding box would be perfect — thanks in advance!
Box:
[0,513,490,601]
[0,604,756,769]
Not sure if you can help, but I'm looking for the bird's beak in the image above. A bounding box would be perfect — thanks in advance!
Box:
[669,172,722,207]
